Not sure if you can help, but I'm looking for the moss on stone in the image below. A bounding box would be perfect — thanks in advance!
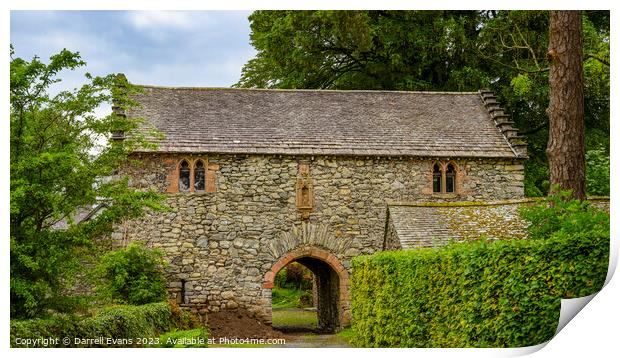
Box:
[387,197,543,207]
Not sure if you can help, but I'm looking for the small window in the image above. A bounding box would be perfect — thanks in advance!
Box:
[180,279,186,304]
[194,160,205,191]
[446,163,456,193]
[179,160,190,191]
[433,164,442,193]
[431,161,459,194]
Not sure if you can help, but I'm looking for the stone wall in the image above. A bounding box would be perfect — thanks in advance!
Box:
[114,153,525,325]
[384,215,401,251]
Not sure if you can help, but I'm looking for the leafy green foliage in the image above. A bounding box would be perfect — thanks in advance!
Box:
[236,11,488,91]
[350,231,608,347]
[520,188,610,240]
[95,242,168,305]
[273,262,314,308]
[524,159,548,197]
[510,74,534,97]
[10,46,165,318]
[585,148,610,196]
[275,262,313,290]
[10,302,177,347]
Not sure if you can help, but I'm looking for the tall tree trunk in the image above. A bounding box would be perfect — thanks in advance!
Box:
[546,10,586,200]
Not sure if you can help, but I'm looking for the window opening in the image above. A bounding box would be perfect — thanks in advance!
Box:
[194,160,205,191]
[433,163,442,193]
[446,163,456,193]
[179,160,190,191]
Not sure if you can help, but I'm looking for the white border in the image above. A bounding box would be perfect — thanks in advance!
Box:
[3,1,617,357]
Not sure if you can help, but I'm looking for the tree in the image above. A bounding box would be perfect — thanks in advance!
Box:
[546,11,586,200]
[236,10,489,91]
[477,11,608,196]
[10,46,164,318]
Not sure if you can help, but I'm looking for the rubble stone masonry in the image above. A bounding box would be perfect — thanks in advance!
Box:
[113,152,525,325]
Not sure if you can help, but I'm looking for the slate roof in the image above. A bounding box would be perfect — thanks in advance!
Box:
[127,86,522,158]
[51,203,106,230]
[385,201,530,249]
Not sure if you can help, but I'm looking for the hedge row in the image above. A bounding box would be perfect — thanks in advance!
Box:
[11,302,190,347]
[350,232,609,347]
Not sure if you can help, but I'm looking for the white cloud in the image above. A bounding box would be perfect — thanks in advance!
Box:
[126,11,212,31]
[12,11,256,89]
[124,11,220,42]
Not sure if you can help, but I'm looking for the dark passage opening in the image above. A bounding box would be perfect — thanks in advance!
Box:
[271,258,340,333]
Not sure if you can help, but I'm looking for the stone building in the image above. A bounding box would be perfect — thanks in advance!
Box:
[113,86,527,332]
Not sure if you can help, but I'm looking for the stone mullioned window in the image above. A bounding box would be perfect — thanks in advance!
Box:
[172,158,218,193]
[432,161,460,194]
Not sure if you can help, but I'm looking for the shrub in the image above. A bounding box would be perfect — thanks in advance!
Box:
[299,291,313,307]
[285,263,305,287]
[586,147,610,196]
[274,268,288,288]
[351,231,609,347]
[523,160,548,197]
[10,302,178,347]
[520,188,610,240]
[283,262,313,290]
[78,303,174,343]
[95,241,168,305]
[168,301,203,331]
[274,262,313,290]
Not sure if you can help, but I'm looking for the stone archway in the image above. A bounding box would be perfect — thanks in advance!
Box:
[262,246,350,332]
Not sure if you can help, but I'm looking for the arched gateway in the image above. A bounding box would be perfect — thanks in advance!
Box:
[262,246,350,332]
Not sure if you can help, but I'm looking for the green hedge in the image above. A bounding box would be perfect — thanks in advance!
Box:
[351,232,609,347]
[11,302,180,347]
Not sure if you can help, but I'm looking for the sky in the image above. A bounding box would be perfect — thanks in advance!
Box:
[10,10,257,90]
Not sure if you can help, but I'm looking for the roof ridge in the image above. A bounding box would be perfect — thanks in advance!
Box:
[135,84,480,95]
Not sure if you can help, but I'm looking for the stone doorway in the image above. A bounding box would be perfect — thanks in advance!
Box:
[262,246,350,333]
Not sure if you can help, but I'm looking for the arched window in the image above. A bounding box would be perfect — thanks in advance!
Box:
[431,161,458,194]
[433,163,442,193]
[445,163,456,193]
[179,160,190,191]
[194,160,205,191]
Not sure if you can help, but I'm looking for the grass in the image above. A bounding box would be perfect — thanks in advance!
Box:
[336,327,356,345]
[272,287,312,309]
[271,308,317,330]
